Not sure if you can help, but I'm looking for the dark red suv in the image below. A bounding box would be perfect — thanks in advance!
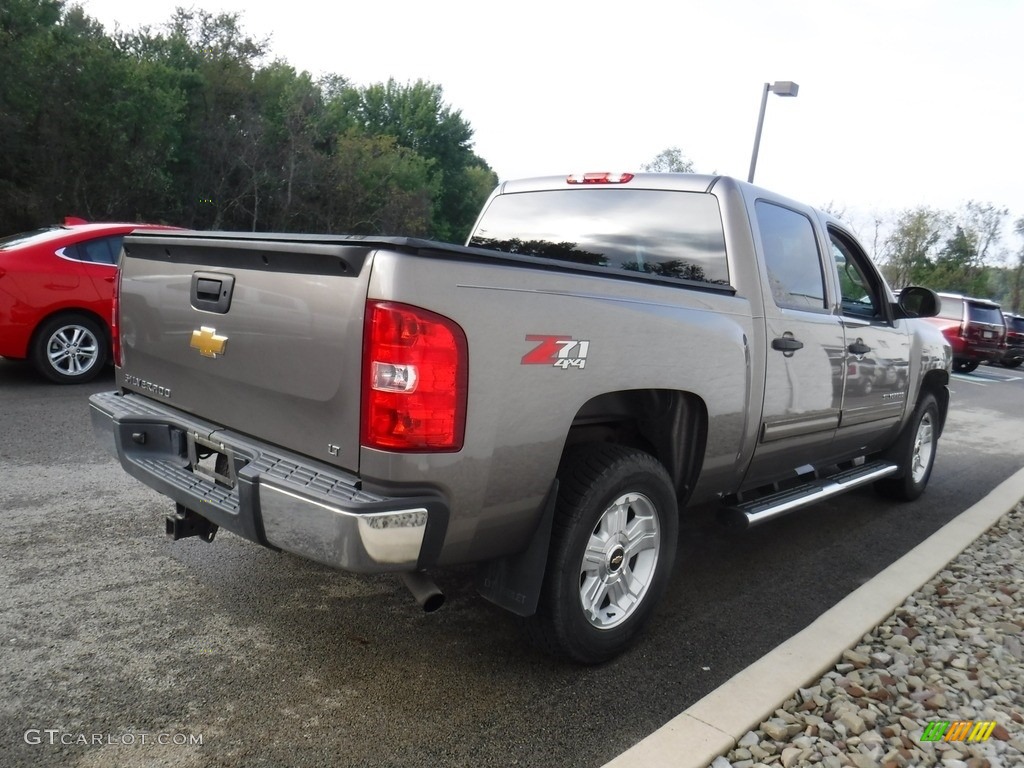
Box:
[925,292,1006,373]
[1002,313,1024,369]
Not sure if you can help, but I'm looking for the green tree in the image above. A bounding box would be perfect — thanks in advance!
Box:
[642,147,695,173]
[0,0,64,228]
[0,4,493,239]
[337,79,495,241]
[314,130,437,235]
[250,62,325,230]
[881,207,948,289]
[930,226,992,296]
[960,201,1008,264]
[1009,217,1024,313]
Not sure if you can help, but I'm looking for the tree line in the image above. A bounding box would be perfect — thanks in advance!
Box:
[0,0,497,242]
[857,204,1024,315]
[4,1,1021,313]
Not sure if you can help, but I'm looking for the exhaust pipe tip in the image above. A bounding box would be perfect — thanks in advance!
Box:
[400,571,445,613]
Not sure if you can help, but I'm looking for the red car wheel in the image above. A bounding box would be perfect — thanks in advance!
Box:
[31,313,108,384]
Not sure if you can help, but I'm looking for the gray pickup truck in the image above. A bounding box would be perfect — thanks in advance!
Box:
[90,173,951,663]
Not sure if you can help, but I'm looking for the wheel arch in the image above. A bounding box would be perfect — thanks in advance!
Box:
[563,388,708,507]
[918,368,950,437]
[28,306,112,352]
[28,307,112,382]
[477,389,707,620]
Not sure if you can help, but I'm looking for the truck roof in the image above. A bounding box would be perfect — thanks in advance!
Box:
[496,172,724,194]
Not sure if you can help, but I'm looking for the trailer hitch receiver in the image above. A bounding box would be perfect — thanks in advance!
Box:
[166,504,219,543]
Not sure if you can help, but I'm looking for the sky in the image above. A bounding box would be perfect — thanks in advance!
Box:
[79,0,1024,252]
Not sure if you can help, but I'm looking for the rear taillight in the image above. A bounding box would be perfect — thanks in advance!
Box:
[361,301,468,452]
[111,272,122,366]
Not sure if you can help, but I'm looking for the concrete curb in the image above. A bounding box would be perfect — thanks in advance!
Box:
[601,464,1024,768]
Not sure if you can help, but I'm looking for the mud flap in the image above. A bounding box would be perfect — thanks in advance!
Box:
[476,481,558,617]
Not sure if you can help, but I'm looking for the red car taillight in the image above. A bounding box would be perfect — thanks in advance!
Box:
[111,271,122,366]
[361,301,468,452]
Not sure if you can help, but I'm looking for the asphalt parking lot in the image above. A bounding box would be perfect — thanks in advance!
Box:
[2,360,1023,768]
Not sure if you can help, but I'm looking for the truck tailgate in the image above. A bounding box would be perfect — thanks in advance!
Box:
[117,233,372,472]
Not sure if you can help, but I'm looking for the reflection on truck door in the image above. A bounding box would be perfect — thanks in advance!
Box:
[829,226,910,448]
[747,200,845,488]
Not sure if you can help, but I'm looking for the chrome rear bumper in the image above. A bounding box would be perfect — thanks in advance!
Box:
[88,391,446,573]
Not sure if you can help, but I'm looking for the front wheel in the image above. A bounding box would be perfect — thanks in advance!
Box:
[875,392,939,502]
[1001,359,1023,369]
[953,360,979,373]
[526,444,678,664]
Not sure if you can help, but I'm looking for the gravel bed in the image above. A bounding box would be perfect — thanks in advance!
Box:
[708,501,1024,768]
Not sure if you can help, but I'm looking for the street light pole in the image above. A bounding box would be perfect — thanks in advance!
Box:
[747,80,799,184]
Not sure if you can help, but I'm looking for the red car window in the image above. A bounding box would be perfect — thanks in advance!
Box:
[0,227,63,249]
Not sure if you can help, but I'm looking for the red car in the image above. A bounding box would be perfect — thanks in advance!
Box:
[0,219,180,383]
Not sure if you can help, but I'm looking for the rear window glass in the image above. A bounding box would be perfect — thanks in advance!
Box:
[1008,316,1024,333]
[0,228,61,249]
[966,302,1003,325]
[468,189,729,285]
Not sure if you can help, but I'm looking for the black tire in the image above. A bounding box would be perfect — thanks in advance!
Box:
[875,392,939,502]
[526,444,678,664]
[953,360,979,373]
[31,313,108,384]
[1000,359,1022,369]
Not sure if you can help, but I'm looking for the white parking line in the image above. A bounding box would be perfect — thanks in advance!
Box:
[951,375,987,386]
[952,370,1022,384]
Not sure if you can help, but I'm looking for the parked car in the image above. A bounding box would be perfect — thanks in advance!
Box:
[924,292,1006,373]
[1002,312,1024,368]
[0,219,179,383]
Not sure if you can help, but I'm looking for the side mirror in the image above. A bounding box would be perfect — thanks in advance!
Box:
[897,286,940,318]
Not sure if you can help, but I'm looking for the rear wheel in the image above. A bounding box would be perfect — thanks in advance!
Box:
[31,313,107,384]
[876,392,939,502]
[527,444,678,664]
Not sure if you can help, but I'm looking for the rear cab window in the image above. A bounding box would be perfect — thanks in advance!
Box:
[468,188,729,286]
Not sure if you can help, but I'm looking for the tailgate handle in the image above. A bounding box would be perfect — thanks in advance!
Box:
[191,272,235,314]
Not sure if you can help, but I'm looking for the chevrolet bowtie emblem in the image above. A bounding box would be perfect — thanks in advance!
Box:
[190,326,228,358]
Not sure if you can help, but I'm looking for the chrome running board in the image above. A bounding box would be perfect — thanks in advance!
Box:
[721,460,899,530]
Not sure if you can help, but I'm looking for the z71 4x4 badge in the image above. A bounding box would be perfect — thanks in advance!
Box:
[521,335,591,370]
